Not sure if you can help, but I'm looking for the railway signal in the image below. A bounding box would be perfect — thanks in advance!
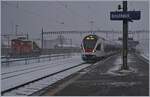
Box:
[110,1,141,70]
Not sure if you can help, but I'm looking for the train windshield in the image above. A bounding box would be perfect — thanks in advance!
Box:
[83,35,97,49]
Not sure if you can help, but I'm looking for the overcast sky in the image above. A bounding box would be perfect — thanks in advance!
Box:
[1,1,149,39]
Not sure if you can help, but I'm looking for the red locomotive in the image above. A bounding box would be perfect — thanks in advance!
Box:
[10,37,41,57]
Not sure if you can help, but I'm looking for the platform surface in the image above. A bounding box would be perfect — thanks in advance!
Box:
[55,53,149,96]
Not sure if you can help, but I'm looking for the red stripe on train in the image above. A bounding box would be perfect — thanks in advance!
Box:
[84,48,93,52]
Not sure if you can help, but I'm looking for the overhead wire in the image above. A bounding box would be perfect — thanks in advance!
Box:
[2,1,66,29]
[58,2,101,31]
[2,1,148,33]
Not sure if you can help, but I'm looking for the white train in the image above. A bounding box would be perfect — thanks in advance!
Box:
[81,34,121,62]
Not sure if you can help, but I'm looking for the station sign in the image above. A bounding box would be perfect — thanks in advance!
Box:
[110,11,140,20]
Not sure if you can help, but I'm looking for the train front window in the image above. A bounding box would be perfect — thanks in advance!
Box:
[83,37,97,49]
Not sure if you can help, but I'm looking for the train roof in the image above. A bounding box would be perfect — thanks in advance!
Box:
[84,34,98,38]
[83,34,121,46]
[84,34,105,40]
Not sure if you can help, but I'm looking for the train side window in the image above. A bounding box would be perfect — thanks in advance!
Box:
[96,44,101,50]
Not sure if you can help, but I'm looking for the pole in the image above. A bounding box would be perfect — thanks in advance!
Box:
[70,39,72,47]
[122,1,129,69]
[26,32,29,39]
[15,24,19,35]
[41,28,44,50]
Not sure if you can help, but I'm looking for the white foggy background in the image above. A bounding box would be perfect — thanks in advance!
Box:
[1,1,149,57]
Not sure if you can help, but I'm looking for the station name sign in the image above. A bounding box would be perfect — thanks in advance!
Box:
[110,11,140,20]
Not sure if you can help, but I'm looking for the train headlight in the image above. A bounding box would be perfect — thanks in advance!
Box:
[86,37,90,40]
[91,37,94,40]
[92,50,95,53]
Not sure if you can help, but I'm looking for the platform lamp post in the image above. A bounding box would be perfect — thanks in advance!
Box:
[112,1,129,70]
[26,32,29,39]
[15,24,19,35]
[110,1,141,70]
[122,1,129,69]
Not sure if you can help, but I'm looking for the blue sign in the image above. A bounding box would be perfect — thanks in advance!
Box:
[110,11,140,20]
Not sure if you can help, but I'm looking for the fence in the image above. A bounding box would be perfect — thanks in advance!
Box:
[1,53,76,67]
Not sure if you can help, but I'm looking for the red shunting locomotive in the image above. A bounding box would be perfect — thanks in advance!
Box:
[10,37,41,57]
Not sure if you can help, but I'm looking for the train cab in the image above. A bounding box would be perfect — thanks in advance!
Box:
[81,34,103,61]
[81,34,121,62]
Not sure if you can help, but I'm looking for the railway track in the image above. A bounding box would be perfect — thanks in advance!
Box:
[2,60,75,80]
[1,62,91,96]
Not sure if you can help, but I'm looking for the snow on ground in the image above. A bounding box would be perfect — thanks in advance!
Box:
[108,55,138,76]
[114,54,137,65]
[1,54,84,91]
[3,63,91,96]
